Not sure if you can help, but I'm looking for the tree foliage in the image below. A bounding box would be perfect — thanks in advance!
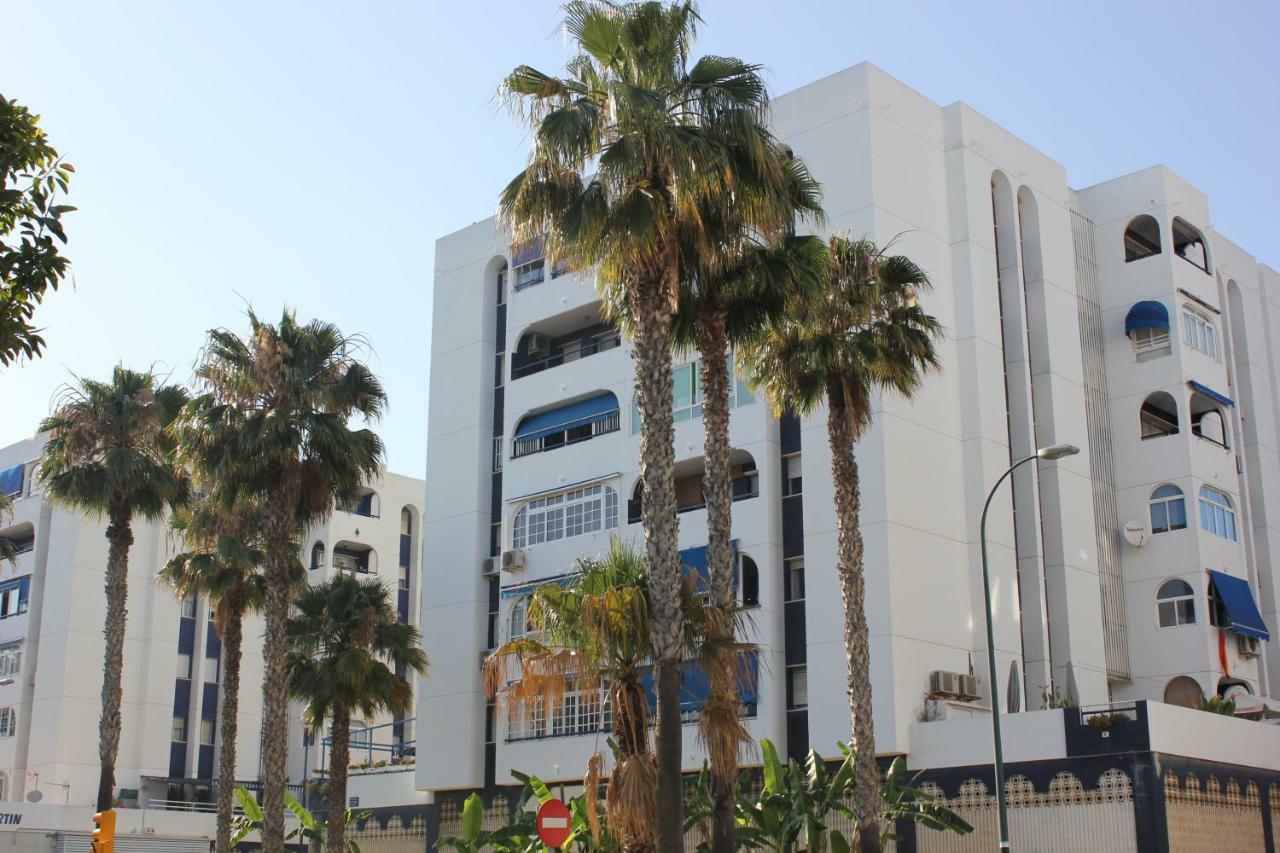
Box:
[0,94,74,367]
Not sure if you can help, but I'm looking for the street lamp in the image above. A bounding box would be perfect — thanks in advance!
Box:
[978,442,1079,852]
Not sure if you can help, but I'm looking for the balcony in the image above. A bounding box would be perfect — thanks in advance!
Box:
[511,392,621,459]
[511,303,620,381]
[333,541,376,574]
[338,487,380,519]
[628,450,759,523]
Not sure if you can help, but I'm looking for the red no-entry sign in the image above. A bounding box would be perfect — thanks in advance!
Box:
[536,798,572,848]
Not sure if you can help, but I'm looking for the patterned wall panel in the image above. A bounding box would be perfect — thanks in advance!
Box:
[1164,770,1266,852]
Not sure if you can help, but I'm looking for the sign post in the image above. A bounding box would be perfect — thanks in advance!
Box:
[535,798,572,849]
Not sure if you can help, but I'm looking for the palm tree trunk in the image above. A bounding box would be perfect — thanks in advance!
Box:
[214,598,244,853]
[97,504,132,812]
[825,380,881,853]
[695,304,739,853]
[610,674,655,853]
[260,502,294,853]
[631,284,683,852]
[326,708,351,853]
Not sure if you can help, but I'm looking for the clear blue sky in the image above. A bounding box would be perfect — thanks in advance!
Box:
[3,1,1276,477]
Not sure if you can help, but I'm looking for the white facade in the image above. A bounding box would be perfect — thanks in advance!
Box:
[418,61,1280,796]
[0,435,425,821]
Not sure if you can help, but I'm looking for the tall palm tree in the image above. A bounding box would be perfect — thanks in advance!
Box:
[179,310,386,853]
[286,572,428,853]
[741,237,942,852]
[671,209,826,852]
[498,4,793,839]
[37,366,189,811]
[483,539,749,852]
[161,494,294,853]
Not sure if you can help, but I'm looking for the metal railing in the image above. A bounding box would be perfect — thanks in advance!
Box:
[511,332,621,380]
[314,717,417,773]
[511,410,621,459]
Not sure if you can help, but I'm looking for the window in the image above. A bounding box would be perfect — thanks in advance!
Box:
[784,557,806,602]
[550,681,606,737]
[507,699,547,741]
[310,542,326,570]
[782,453,802,497]
[1208,580,1229,628]
[0,527,33,557]
[1198,486,1237,540]
[303,727,315,748]
[1157,579,1196,627]
[631,355,754,434]
[514,393,621,457]
[1149,485,1187,534]
[514,260,545,290]
[0,584,26,618]
[1139,392,1179,439]
[740,555,759,608]
[551,256,571,278]
[1192,409,1227,447]
[176,652,192,680]
[199,718,215,746]
[508,596,529,640]
[1123,214,1162,262]
[1132,326,1171,361]
[1172,218,1209,273]
[1183,309,1218,359]
[205,654,220,684]
[350,721,372,750]
[786,666,808,710]
[512,484,619,549]
[171,715,187,743]
[0,645,20,678]
[181,593,197,619]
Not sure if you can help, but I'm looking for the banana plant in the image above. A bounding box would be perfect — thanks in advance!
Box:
[230,786,369,853]
[437,771,619,853]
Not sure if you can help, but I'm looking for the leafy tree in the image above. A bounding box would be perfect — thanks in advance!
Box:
[498,4,800,840]
[179,309,386,853]
[0,94,74,367]
[286,572,428,853]
[741,238,942,851]
[162,494,298,853]
[38,367,189,810]
[230,786,368,853]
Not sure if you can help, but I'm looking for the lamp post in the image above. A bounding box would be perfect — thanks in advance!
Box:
[979,442,1079,852]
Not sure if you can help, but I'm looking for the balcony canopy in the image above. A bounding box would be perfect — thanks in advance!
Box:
[515,392,619,441]
[1209,571,1269,641]
[1125,301,1169,338]
[0,466,23,498]
[1188,380,1234,408]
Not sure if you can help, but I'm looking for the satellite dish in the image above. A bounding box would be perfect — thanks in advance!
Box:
[1123,521,1151,548]
[26,790,42,803]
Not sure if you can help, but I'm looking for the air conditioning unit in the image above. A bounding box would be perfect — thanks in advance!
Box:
[957,674,981,701]
[501,549,526,573]
[482,557,498,577]
[929,670,958,698]
[527,333,552,358]
[1238,634,1261,659]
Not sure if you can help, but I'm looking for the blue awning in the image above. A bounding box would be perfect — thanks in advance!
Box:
[515,393,619,441]
[1188,381,1235,408]
[640,651,759,712]
[500,572,577,599]
[511,235,546,268]
[680,540,738,593]
[1209,570,1270,641]
[0,465,23,498]
[1125,300,1170,337]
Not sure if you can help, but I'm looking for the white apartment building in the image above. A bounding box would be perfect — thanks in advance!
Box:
[419,62,1280,846]
[0,435,424,846]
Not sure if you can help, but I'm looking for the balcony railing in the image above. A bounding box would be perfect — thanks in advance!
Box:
[512,332,621,380]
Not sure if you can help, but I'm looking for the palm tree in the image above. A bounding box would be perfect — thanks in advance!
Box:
[161,494,294,853]
[0,494,16,565]
[741,237,942,852]
[670,202,826,852]
[498,5,793,839]
[483,539,749,852]
[286,572,428,853]
[179,310,386,853]
[37,366,189,811]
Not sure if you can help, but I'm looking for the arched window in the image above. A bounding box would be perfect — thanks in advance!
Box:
[1140,392,1179,439]
[1198,487,1237,540]
[1192,409,1227,447]
[509,596,529,640]
[1149,485,1187,534]
[1163,675,1203,709]
[512,484,619,548]
[1123,214,1162,262]
[310,542,326,570]
[1125,301,1171,361]
[1172,218,1209,273]
[740,555,759,608]
[1157,579,1196,627]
